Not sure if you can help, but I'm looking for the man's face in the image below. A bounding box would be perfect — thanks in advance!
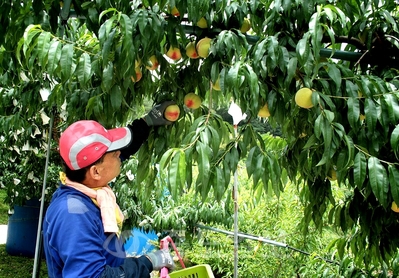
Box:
[95,150,122,184]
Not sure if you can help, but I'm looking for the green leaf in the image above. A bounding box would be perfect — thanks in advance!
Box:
[22,25,42,56]
[110,85,122,111]
[342,135,354,170]
[47,39,62,74]
[226,62,241,90]
[353,152,367,189]
[309,12,322,61]
[101,28,116,67]
[60,44,74,81]
[347,97,360,129]
[168,150,186,198]
[389,165,399,205]
[368,156,389,208]
[296,34,310,65]
[303,134,317,149]
[196,142,211,199]
[119,14,134,76]
[384,94,399,124]
[252,152,264,189]
[37,31,52,67]
[284,57,297,88]
[213,166,226,201]
[244,64,259,99]
[326,63,342,90]
[208,125,221,156]
[391,127,399,163]
[102,62,114,92]
[364,98,378,134]
[246,147,257,178]
[159,148,176,171]
[77,52,92,86]
[381,10,399,33]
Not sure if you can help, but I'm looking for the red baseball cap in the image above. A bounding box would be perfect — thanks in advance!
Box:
[59,120,132,170]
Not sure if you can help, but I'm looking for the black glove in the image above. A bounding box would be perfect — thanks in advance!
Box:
[144,101,175,126]
[146,249,175,271]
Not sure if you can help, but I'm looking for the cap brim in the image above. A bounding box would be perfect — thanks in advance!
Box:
[107,127,132,152]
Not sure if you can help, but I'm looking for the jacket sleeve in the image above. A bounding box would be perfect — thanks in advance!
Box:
[100,256,153,278]
[120,118,151,160]
[45,194,154,278]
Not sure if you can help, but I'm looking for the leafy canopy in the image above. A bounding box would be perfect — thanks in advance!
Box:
[1,0,399,270]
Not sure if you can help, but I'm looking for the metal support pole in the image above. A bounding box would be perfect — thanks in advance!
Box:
[232,125,239,278]
[32,108,55,278]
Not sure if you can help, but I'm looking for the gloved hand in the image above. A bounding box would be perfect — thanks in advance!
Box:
[144,101,175,126]
[146,249,175,271]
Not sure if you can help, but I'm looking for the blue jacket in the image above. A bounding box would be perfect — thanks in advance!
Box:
[43,184,153,278]
[43,119,154,277]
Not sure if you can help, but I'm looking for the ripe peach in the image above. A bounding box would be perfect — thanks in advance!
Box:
[185,42,199,59]
[131,67,142,82]
[146,55,159,70]
[164,104,180,121]
[184,93,202,109]
[196,37,212,58]
[166,46,182,61]
[170,7,180,16]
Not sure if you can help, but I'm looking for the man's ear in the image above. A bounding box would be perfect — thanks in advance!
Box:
[88,165,102,180]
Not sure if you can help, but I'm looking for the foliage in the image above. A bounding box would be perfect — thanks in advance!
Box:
[1,0,399,268]
[182,176,342,278]
[0,111,61,208]
[113,155,234,232]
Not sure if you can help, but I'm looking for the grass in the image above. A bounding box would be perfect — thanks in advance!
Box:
[0,189,48,278]
[0,244,48,278]
[0,189,9,225]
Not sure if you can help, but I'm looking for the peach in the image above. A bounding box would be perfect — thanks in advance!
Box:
[146,55,159,70]
[212,77,221,91]
[184,93,202,109]
[258,104,270,118]
[170,7,180,16]
[164,104,180,121]
[196,37,212,58]
[196,17,207,28]
[166,46,182,61]
[240,18,251,33]
[185,42,199,59]
[131,68,142,82]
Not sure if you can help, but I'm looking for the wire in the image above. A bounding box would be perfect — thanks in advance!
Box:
[196,224,339,265]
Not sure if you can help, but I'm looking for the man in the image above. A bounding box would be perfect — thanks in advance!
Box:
[43,102,176,277]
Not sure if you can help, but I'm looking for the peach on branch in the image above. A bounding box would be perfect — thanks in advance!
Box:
[295,87,314,108]
[212,77,221,91]
[146,55,159,70]
[258,104,270,118]
[196,17,208,28]
[165,46,182,61]
[184,93,202,109]
[131,68,142,82]
[170,7,180,16]
[185,42,199,59]
[240,18,251,33]
[196,37,212,58]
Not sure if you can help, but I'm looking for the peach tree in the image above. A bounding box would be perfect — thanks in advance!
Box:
[1,0,399,271]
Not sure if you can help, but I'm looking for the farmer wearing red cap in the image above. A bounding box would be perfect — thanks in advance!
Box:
[43,102,175,278]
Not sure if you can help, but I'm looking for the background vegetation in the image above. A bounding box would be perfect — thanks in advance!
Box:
[1,0,399,276]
